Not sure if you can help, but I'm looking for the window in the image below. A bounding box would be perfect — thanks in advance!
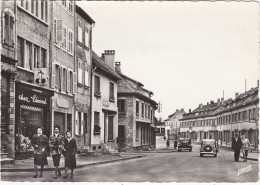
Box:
[19,0,47,22]
[69,71,73,93]
[148,105,150,118]
[69,1,73,13]
[40,48,46,68]
[75,111,80,135]
[118,99,125,113]
[61,0,67,7]
[55,64,60,90]
[3,12,14,46]
[145,104,147,117]
[84,63,89,86]
[63,68,67,92]
[68,30,73,54]
[109,82,115,101]
[94,112,100,134]
[24,41,32,70]
[61,26,67,50]
[136,101,139,115]
[84,24,89,47]
[78,20,82,42]
[17,37,24,67]
[94,75,100,96]
[78,60,83,84]
[141,103,144,116]
[253,108,256,119]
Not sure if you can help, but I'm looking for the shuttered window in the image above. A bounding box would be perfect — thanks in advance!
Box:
[78,20,82,43]
[84,24,89,47]
[109,82,114,100]
[78,60,83,84]
[84,63,89,86]
[3,12,14,46]
[94,75,100,95]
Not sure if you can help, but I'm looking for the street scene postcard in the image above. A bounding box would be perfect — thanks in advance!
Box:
[0,0,259,183]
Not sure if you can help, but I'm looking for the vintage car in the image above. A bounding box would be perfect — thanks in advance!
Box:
[177,138,192,152]
[200,139,218,157]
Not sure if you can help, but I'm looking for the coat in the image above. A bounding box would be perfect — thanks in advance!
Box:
[31,134,48,155]
[64,138,77,168]
[232,137,242,150]
[49,134,64,155]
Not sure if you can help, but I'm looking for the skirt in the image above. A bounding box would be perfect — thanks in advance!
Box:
[34,154,48,166]
[52,154,61,166]
[65,155,76,168]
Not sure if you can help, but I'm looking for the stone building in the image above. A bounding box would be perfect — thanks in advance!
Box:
[74,5,95,150]
[50,1,75,138]
[180,85,259,149]
[15,0,54,159]
[1,0,17,161]
[116,62,157,150]
[91,51,121,152]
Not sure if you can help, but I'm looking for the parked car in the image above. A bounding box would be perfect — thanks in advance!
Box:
[200,139,218,157]
[177,138,192,152]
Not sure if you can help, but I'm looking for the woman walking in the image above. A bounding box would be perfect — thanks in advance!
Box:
[241,135,251,162]
[31,127,48,178]
[63,131,77,179]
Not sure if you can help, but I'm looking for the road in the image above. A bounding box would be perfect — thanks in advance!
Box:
[1,144,259,182]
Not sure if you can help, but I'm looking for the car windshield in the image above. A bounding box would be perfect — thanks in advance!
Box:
[180,139,190,143]
[202,140,215,144]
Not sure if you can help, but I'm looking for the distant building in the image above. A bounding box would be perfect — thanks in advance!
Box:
[91,51,121,151]
[116,62,158,150]
[180,85,259,149]
[164,118,171,139]
[167,109,186,139]
[74,5,95,150]
[155,121,166,139]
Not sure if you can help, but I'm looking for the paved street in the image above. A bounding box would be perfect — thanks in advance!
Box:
[1,144,258,182]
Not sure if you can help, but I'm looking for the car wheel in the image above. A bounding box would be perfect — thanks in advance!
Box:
[214,153,217,157]
[178,149,181,152]
[189,149,192,152]
[200,153,203,157]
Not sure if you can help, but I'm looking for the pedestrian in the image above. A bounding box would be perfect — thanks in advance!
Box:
[231,132,243,162]
[174,140,177,150]
[241,135,251,162]
[49,125,64,179]
[63,131,77,179]
[31,127,48,178]
[166,139,170,148]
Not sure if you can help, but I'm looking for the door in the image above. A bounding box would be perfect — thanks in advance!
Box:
[104,112,107,143]
[84,113,88,145]
[54,112,65,136]
[108,116,114,141]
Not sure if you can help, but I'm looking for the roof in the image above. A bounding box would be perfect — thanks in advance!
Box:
[76,5,95,24]
[92,51,121,80]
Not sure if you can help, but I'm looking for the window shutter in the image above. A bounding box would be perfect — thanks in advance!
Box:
[81,112,84,135]
[56,20,63,42]
[85,64,88,86]
[60,66,63,91]
[67,70,70,93]
[73,72,77,94]
[75,111,78,135]
[52,63,56,88]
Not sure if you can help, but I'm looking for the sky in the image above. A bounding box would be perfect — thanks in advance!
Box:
[77,0,259,120]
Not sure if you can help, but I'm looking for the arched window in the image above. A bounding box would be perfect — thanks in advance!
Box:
[2,10,14,46]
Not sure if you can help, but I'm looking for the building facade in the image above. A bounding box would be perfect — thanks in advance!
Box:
[116,62,157,150]
[1,0,17,159]
[91,51,120,151]
[167,109,186,139]
[15,0,54,159]
[180,86,259,149]
[50,1,75,139]
[74,5,95,150]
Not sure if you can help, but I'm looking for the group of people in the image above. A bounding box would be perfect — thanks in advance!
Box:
[31,125,77,179]
[232,132,251,162]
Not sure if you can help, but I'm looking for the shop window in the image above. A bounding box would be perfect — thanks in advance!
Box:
[118,99,125,113]
[67,114,72,132]
[17,105,43,153]
[94,112,100,134]
[3,11,14,46]
[109,82,115,101]
[94,75,100,96]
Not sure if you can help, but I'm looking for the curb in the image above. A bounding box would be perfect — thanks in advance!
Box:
[0,155,146,173]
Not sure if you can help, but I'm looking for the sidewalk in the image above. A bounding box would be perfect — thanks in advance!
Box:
[0,153,145,172]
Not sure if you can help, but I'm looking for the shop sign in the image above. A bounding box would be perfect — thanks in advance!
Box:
[18,94,47,104]
[57,98,70,108]
[102,100,109,107]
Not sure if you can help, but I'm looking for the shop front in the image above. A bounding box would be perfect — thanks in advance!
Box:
[15,82,54,159]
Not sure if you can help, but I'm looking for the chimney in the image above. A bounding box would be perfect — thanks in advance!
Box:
[189,109,191,113]
[235,92,239,98]
[102,50,115,70]
[210,100,214,104]
[257,80,259,87]
[181,108,184,111]
[221,98,224,102]
[207,102,209,105]
[217,98,220,103]
[115,62,121,72]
